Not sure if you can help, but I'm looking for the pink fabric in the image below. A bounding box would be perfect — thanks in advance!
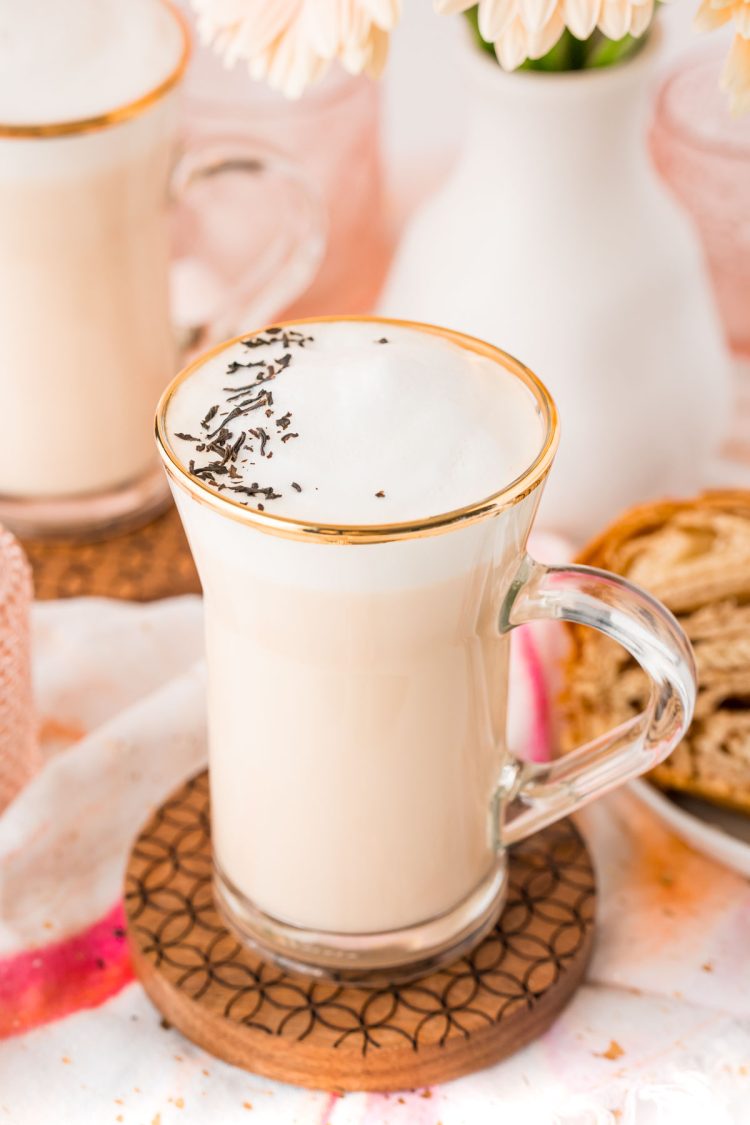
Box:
[0,904,133,1039]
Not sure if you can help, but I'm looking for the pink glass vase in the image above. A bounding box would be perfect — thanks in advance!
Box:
[650,48,750,467]
[0,527,37,812]
[179,27,393,319]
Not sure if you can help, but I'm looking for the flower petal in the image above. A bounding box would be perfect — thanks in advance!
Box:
[629,0,653,36]
[735,2,750,38]
[694,0,733,31]
[527,7,564,55]
[721,31,750,113]
[266,18,322,97]
[301,0,340,57]
[237,0,302,55]
[362,0,401,29]
[598,0,633,39]
[517,0,559,32]
[479,0,519,39]
[495,15,531,67]
[364,23,391,75]
[563,0,600,39]
[434,0,474,13]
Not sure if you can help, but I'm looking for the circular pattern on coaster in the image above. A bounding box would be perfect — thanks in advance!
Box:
[23,506,200,602]
[125,771,596,1091]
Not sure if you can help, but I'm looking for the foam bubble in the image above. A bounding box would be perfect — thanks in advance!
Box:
[166,321,546,525]
[0,0,184,125]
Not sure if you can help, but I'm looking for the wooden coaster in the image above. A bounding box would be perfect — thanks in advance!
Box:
[22,506,199,602]
[125,771,596,1092]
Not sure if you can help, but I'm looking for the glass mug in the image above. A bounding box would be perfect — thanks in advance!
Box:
[156,317,697,983]
[0,0,323,539]
[178,18,392,320]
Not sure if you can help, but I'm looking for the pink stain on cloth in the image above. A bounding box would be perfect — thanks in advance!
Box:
[0,903,133,1039]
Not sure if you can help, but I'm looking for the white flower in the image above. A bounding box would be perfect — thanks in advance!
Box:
[191,0,401,98]
[435,0,654,70]
[695,0,750,113]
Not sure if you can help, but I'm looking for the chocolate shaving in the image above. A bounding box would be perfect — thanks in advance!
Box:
[280,432,299,443]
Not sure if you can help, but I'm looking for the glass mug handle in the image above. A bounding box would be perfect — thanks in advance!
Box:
[498,556,697,846]
[169,138,326,350]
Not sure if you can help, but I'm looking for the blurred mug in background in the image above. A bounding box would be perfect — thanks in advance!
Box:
[176,6,393,323]
[0,0,323,539]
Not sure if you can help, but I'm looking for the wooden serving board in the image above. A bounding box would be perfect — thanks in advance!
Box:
[22,505,199,602]
[125,771,596,1092]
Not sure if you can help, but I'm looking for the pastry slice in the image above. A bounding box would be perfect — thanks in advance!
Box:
[561,492,750,812]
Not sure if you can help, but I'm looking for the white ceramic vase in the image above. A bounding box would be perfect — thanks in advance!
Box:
[378,31,731,541]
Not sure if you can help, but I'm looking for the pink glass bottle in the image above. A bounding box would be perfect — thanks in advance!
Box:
[650,47,750,468]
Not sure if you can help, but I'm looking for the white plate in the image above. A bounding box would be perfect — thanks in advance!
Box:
[631,779,750,878]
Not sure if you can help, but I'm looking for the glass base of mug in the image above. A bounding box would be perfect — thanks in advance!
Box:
[213,857,508,986]
[0,464,171,541]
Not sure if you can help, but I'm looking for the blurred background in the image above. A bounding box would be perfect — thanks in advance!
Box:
[2,2,750,1118]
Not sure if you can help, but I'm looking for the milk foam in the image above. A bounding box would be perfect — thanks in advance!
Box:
[0,0,184,125]
[166,321,545,524]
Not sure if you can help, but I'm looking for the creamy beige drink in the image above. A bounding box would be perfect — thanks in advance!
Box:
[163,321,545,935]
[158,318,696,981]
[0,0,185,517]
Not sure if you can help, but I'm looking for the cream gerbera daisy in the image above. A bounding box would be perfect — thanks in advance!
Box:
[436,0,654,70]
[695,0,750,112]
[192,0,401,98]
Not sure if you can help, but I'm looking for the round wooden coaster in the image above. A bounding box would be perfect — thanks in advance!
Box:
[22,506,199,602]
[125,771,596,1092]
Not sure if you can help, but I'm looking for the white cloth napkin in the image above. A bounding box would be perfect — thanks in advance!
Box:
[0,593,749,1124]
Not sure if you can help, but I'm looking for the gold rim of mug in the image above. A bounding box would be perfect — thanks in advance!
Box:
[0,0,190,139]
[155,316,561,545]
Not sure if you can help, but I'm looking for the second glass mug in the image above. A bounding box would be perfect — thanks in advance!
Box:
[0,0,323,538]
[156,317,697,984]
